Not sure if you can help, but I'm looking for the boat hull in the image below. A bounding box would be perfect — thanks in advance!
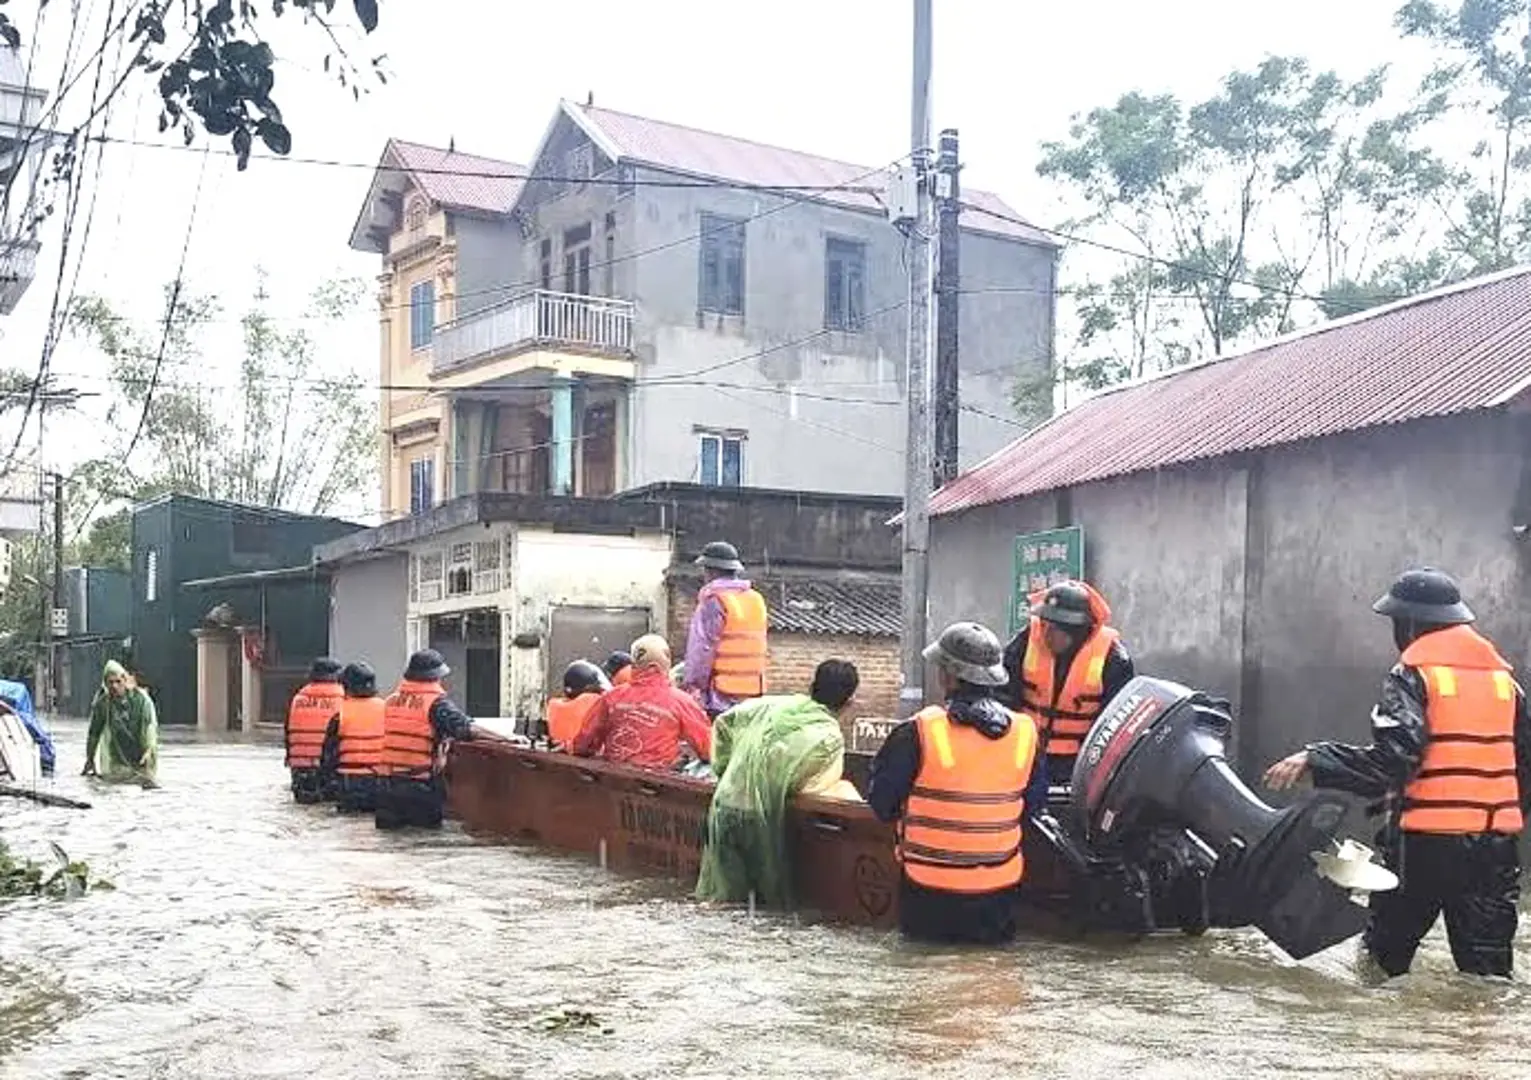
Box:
[445,740,1078,930]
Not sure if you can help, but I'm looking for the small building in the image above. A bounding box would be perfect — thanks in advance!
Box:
[129,495,363,726]
[1,44,61,316]
[925,266,1531,779]
[56,566,132,716]
[317,484,902,734]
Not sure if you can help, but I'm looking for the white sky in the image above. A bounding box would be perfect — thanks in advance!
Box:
[0,0,1431,521]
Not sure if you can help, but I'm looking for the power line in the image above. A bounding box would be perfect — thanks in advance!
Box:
[69,146,211,539]
[89,134,890,195]
[959,200,1405,317]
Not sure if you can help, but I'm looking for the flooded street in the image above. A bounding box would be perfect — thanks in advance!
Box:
[0,721,1528,1079]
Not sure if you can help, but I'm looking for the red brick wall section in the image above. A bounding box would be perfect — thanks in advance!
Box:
[665,580,899,735]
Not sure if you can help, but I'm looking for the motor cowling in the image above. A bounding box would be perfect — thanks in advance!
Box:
[1065,675,1384,961]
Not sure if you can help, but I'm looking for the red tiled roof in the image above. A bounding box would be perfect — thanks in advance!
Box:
[930,266,1531,517]
[576,103,1052,247]
[388,139,526,215]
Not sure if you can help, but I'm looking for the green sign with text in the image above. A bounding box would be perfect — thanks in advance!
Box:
[1008,526,1085,634]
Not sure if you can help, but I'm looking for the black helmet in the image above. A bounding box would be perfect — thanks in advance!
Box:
[403,649,450,681]
[602,651,633,678]
[563,660,608,696]
[1372,568,1474,626]
[695,540,744,573]
[1034,581,1095,629]
[340,661,377,696]
[309,656,343,681]
[922,621,1008,687]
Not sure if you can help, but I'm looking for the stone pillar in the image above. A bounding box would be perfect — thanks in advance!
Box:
[192,629,233,733]
[549,374,574,495]
[237,627,263,733]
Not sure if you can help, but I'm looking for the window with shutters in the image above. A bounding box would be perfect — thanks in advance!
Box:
[698,214,745,315]
[825,237,866,331]
[409,279,435,350]
[416,551,445,602]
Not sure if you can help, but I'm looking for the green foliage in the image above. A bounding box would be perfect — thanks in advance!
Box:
[1034,2,1531,411]
[0,840,113,900]
[0,537,46,681]
[3,1,384,169]
[65,273,377,547]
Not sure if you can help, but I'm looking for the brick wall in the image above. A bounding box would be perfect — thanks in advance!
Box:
[665,581,899,731]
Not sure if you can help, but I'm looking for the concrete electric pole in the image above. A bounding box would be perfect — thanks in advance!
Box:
[933,128,961,488]
[50,469,63,709]
[898,0,934,720]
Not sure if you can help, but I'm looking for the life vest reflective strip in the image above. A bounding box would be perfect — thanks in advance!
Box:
[1399,625,1523,835]
[712,589,768,698]
[286,682,344,769]
[336,696,387,776]
[547,692,601,748]
[896,705,1038,894]
[1020,618,1119,758]
[381,680,444,779]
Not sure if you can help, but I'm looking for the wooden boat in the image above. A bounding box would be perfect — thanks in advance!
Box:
[445,738,1081,929]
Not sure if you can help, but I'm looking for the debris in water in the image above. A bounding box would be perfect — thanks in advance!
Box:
[531,1007,613,1035]
[0,840,113,899]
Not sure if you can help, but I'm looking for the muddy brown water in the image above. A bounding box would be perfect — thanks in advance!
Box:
[1,720,1528,1079]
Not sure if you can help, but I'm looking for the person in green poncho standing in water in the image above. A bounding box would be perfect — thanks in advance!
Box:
[83,661,159,787]
[696,659,863,910]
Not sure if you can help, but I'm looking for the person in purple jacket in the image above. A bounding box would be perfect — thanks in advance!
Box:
[683,541,769,717]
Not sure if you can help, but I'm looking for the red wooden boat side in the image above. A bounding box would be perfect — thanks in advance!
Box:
[446,740,1074,931]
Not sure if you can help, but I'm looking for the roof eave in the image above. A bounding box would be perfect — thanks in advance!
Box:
[347,140,412,254]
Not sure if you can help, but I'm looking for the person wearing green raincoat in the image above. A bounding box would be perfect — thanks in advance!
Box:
[83,661,159,786]
[695,659,861,909]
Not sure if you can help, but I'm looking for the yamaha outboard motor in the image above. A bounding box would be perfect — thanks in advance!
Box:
[1068,675,1394,960]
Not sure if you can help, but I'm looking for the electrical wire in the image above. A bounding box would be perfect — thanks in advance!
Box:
[68,146,211,538]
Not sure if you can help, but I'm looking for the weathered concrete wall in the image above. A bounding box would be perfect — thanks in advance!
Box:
[505,526,673,719]
[927,409,1531,779]
[328,554,409,681]
[624,162,1056,495]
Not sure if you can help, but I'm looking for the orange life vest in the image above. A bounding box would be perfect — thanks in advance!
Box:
[381,679,445,780]
[1399,625,1524,836]
[336,695,387,777]
[286,681,344,770]
[611,665,633,686]
[1021,619,1120,759]
[896,705,1038,894]
[547,692,601,748]
[712,588,768,699]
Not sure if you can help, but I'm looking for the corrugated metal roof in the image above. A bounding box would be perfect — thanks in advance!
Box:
[576,103,1052,247]
[673,571,900,637]
[388,139,526,215]
[931,266,1531,517]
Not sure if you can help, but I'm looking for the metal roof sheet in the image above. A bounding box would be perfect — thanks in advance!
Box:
[930,266,1531,517]
[388,139,526,215]
[576,103,1053,247]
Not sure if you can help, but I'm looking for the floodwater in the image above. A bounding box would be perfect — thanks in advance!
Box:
[1,721,1529,1079]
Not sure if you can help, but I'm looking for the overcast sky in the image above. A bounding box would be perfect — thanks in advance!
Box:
[0,0,1428,521]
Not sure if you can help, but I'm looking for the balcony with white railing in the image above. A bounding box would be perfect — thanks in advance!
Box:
[433,289,635,376]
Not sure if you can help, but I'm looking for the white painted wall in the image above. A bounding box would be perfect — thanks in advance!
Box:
[505,527,673,718]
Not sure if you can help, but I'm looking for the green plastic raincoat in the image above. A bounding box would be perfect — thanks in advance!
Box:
[695,693,849,909]
[85,661,159,785]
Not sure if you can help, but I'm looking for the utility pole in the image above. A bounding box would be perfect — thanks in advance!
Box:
[50,470,63,710]
[933,128,961,487]
[898,0,934,720]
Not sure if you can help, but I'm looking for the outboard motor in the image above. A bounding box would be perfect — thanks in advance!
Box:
[1067,675,1395,960]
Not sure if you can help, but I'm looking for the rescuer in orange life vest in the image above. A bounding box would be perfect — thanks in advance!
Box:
[683,541,769,717]
[546,660,609,748]
[866,622,1042,945]
[1264,568,1531,979]
[286,657,346,804]
[376,649,481,830]
[318,661,387,813]
[1000,580,1135,788]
